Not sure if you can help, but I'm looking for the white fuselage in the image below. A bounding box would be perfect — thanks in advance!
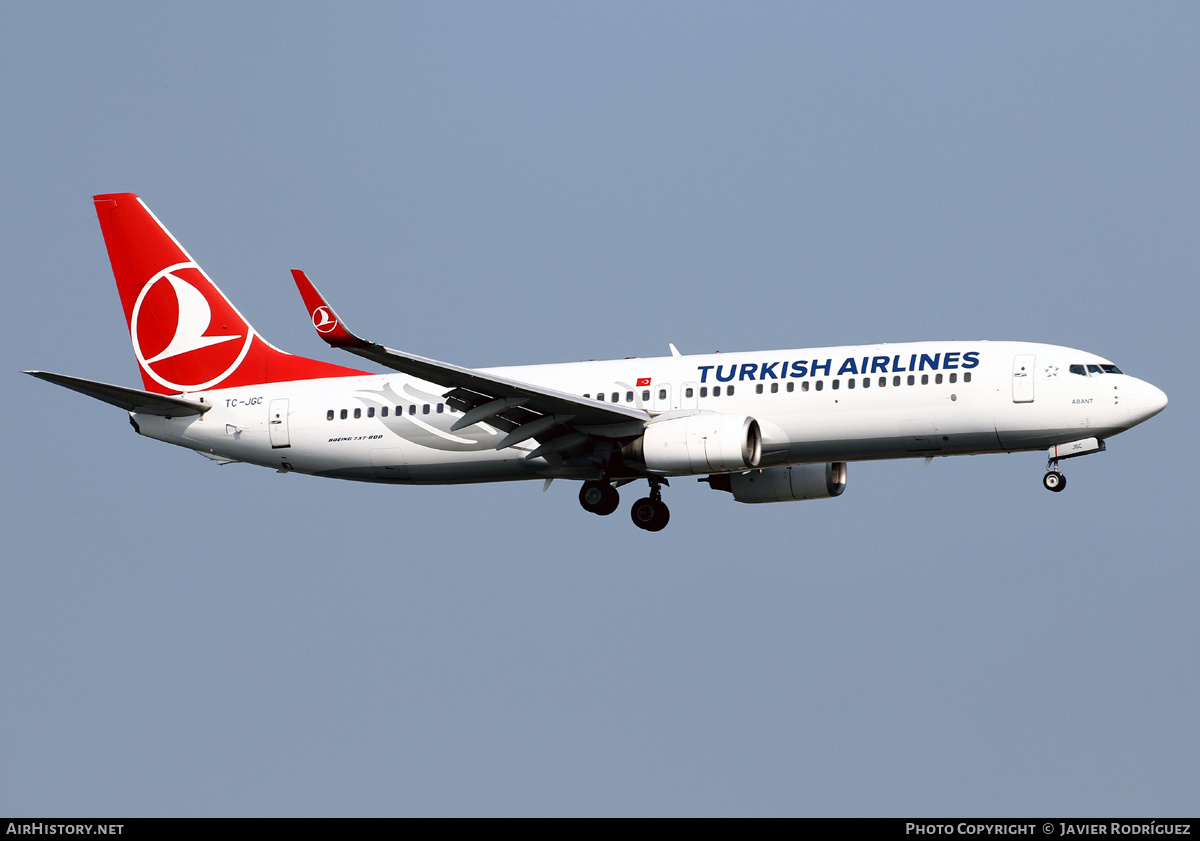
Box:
[132,340,1166,484]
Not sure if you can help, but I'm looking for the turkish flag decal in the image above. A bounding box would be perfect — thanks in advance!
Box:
[636,377,652,387]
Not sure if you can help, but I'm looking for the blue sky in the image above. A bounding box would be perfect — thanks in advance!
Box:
[2,2,1197,816]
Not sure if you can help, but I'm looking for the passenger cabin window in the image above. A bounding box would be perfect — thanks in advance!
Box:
[354,408,362,419]
[815,381,823,391]
[423,404,430,414]
[833,379,841,390]
[381,407,389,418]
[658,389,667,400]
[625,391,634,403]
[862,378,870,388]
[409,405,416,415]
[786,382,794,393]
[642,390,650,401]
[879,377,886,387]
[327,410,334,421]
[949,373,957,383]
[963,372,972,383]
[907,375,915,386]
[714,386,722,397]
[771,383,779,393]
[801,381,809,392]
[596,393,604,401]
[367,407,375,418]
[685,387,694,398]
[611,392,619,403]
[340,409,348,420]
[727,386,734,396]
[700,387,708,398]
[756,384,763,394]
[921,374,929,385]
[437,403,444,413]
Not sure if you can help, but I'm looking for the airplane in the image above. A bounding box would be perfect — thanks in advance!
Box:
[27,193,1168,532]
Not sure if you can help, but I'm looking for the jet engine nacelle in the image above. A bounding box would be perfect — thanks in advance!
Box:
[704,462,847,503]
[630,413,763,475]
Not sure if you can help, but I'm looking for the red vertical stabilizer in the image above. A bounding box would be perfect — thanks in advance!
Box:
[93,193,365,394]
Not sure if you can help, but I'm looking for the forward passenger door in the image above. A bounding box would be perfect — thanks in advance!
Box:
[1012,355,1036,403]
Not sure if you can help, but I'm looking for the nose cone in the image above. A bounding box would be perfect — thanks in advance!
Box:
[1128,379,1168,426]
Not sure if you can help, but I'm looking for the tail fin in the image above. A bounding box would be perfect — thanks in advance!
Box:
[94,193,364,394]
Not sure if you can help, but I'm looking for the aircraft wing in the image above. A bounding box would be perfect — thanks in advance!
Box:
[292,271,649,453]
[25,371,212,416]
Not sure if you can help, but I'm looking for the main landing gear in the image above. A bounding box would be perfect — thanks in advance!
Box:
[630,478,670,532]
[579,479,619,515]
[578,477,672,531]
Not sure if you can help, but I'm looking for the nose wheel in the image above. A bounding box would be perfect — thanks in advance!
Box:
[630,478,671,532]
[1043,456,1067,493]
[579,479,619,515]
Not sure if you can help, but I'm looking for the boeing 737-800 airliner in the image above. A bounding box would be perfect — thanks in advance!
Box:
[27,194,1168,531]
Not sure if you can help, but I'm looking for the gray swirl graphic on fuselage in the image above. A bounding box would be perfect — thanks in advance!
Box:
[354,381,498,452]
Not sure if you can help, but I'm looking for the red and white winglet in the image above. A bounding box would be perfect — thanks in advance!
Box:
[292,269,373,350]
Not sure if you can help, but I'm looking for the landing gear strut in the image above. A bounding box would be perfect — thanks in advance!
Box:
[1043,458,1067,493]
[579,479,619,515]
[630,478,670,532]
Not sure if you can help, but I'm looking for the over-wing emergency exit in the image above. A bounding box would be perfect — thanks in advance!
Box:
[27,194,1168,531]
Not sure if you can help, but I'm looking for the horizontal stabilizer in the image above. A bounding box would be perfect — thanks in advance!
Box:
[25,371,212,416]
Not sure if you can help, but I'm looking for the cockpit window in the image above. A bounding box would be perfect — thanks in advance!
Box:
[1072,362,1123,376]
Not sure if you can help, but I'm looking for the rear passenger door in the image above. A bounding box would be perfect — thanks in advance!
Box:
[268,399,290,448]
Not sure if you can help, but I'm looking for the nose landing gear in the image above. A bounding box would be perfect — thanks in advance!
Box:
[1043,453,1067,493]
[1043,469,1067,492]
[1041,437,1106,493]
[630,478,670,532]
